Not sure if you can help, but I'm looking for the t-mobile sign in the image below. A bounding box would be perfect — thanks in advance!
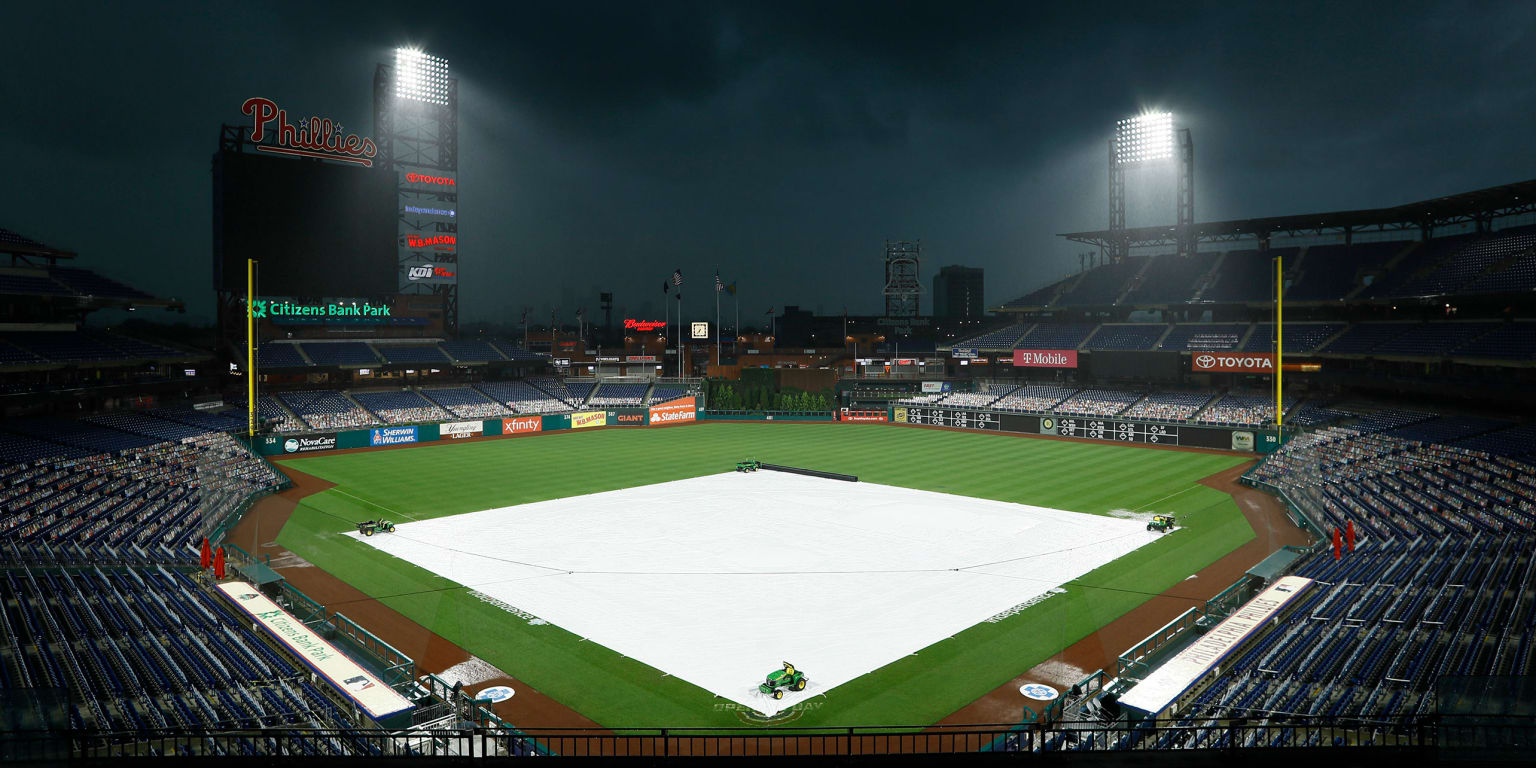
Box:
[1012,349,1078,368]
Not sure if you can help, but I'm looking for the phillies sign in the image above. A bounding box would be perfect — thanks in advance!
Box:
[1012,349,1078,368]
[1192,353,1276,372]
[241,97,378,167]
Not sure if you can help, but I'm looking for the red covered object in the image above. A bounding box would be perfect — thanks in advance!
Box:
[200,538,211,569]
[1346,520,1356,552]
[214,547,226,580]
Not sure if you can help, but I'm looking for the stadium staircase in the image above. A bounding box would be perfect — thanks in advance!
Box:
[1346,241,1419,300]
[294,344,315,366]
[1150,324,1177,349]
[1314,324,1353,352]
[1189,251,1228,301]
[1076,325,1104,349]
[1112,257,1157,306]
[342,391,382,422]
[1235,325,1257,349]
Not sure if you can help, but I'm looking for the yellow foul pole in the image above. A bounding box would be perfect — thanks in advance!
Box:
[1275,253,1283,429]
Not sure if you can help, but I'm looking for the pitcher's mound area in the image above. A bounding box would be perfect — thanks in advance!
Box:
[347,471,1163,715]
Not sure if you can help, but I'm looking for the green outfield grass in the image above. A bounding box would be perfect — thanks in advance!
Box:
[274,422,1254,728]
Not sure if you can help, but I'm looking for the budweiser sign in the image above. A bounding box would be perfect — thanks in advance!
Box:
[241,97,378,167]
[1012,349,1078,368]
[624,319,666,332]
[1192,352,1276,372]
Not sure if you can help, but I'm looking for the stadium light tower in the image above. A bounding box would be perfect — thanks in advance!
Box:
[376,47,460,335]
[1109,111,1194,261]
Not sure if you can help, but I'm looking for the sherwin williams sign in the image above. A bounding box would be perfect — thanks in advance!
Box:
[503,416,542,435]
[1012,349,1078,368]
[216,582,411,719]
[370,426,418,446]
[571,411,607,429]
[648,397,697,425]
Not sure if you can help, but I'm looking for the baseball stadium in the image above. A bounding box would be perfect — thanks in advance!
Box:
[5,7,1536,766]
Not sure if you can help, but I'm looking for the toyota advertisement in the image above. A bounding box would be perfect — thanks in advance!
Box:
[1192,352,1276,373]
[648,397,697,425]
[1012,349,1078,368]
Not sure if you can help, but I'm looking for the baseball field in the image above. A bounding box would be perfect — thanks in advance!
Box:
[266,421,1256,728]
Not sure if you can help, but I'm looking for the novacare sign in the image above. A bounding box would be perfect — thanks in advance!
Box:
[1012,349,1078,368]
[216,582,411,719]
[1192,353,1275,373]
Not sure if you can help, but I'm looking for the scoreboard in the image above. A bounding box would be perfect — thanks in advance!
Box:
[1048,417,1180,445]
[897,407,1002,430]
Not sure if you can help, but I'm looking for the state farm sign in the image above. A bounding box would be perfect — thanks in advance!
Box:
[648,397,696,425]
[1012,349,1078,368]
[1192,352,1276,372]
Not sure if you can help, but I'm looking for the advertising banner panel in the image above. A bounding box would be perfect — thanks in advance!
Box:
[840,410,889,423]
[1012,349,1078,368]
[440,421,483,439]
[502,415,543,435]
[1191,352,1275,373]
[571,411,607,429]
[648,397,697,425]
[403,261,458,284]
[614,412,646,425]
[951,347,979,359]
[370,426,418,446]
[215,582,413,720]
[279,433,338,454]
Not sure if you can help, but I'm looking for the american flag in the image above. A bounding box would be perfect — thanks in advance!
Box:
[672,268,683,286]
[715,271,724,292]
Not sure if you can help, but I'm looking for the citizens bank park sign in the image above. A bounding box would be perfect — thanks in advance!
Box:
[1192,353,1275,373]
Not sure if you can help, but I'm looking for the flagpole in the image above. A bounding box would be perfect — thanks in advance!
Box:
[715,274,721,369]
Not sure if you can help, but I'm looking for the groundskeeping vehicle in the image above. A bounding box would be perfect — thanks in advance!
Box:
[736,459,761,473]
[1147,514,1176,533]
[357,519,397,536]
[758,661,807,700]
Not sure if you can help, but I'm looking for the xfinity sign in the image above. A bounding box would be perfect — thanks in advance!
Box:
[1192,353,1276,373]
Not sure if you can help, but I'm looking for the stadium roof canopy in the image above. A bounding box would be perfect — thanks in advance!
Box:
[2,225,181,311]
[1060,178,1536,250]
[1,226,76,261]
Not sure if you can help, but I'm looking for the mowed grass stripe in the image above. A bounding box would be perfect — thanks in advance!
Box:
[276,422,1254,728]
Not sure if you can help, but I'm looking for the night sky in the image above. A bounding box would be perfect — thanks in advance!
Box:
[4,1,1533,326]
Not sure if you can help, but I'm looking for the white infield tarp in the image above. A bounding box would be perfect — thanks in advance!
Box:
[347,471,1162,715]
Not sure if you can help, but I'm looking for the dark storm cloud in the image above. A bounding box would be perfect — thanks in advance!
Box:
[3,1,1533,326]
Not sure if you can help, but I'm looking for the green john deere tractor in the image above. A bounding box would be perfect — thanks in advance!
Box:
[758,661,807,700]
[736,459,761,473]
[1147,514,1176,533]
[357,519,397,536]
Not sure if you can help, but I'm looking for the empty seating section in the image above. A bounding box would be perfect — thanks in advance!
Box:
[1002,278,1066,307]
[0,431,279,556]
[992,385,1075,412]
[954,324,1030,350]
[1397,229,1536,296]
[0,563,360,738]
[1055,389,1142,417]
[420,387,511,419]
[565,381,597,405]
[2,331,180,362]
[1456,425,1536,460]
[1241,323,1345,353]
[1314,322,1411,354]
[1454,323,1536,359]
[298,343,378,367]
[1158,324,1248,351]
[1054,258,1145,305]
[1357,236,1471,298]
[257,343,307,368]
[1286,403,1360,428]
[1085,325,1164,351]
[0,338,44,366]
[1465,247,1536,294]
[4,419,162,454]
[376,345,450,365]
[475,380,572,414]
[1372,322,1497,357]
[1124,252,1219,304]
[933,390,1009,408]
[350,390,450,425]
[1197,394,1298,426]
[491,341,545,361]
[1286,241,1406,300]
[81,412,210,441]
[439,340,505,362]
[0,272,70,295]
[1386,416,1509,444]
[275,391,377,431]
[589,383,649,407]
[1202,249,1293,302]
[648,385,687,404]
[45,267,154,299]
[1122,392,1213,421]
[1017,323,1097,350]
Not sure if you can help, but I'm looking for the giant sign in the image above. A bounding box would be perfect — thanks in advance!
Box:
[1192,352,1275,373]
[240,97,379,167]
[216,582,412,719]
[648,397,697,425]
[370,426,418,446]
[1012,349,1079,368]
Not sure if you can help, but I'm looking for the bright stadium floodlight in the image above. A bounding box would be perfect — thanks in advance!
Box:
[1114,111,1175,166]
[394,47,451,105]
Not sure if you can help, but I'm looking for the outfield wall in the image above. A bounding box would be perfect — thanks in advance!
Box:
[889,406,1283,453]
[253,398,698,456]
